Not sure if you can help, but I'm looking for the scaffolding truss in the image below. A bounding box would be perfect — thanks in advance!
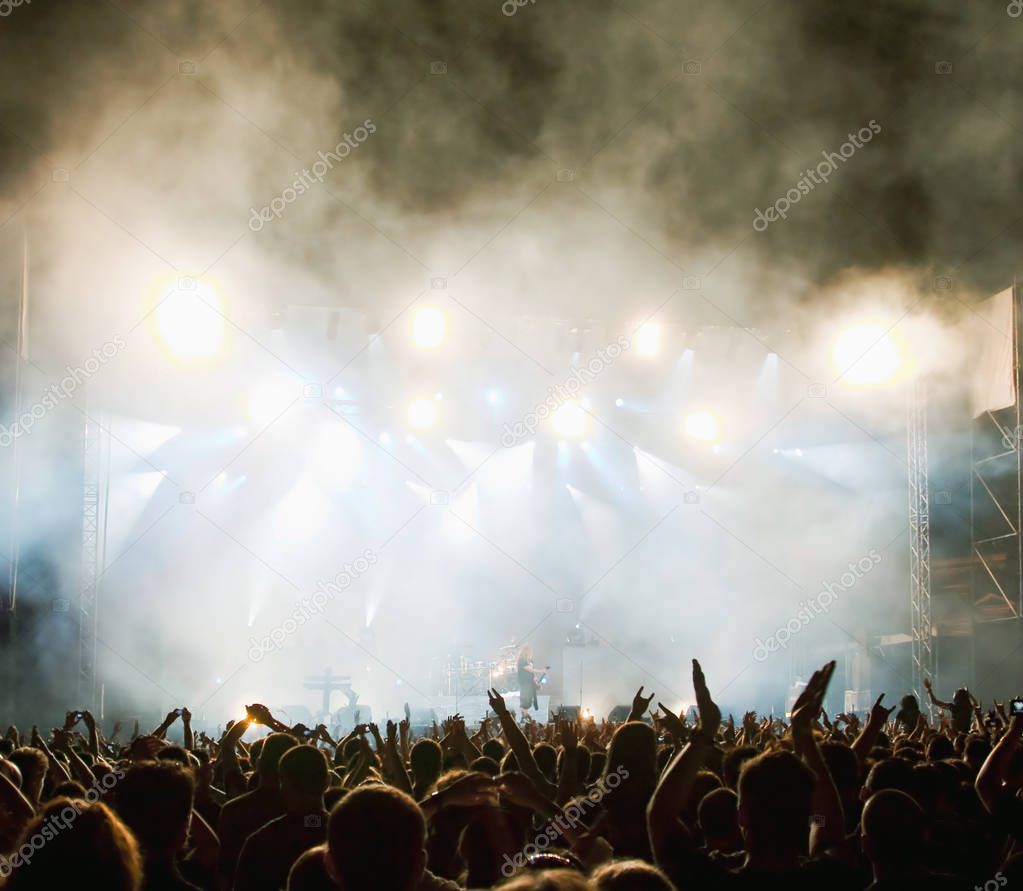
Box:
[909,379,935,700]
[79,408,110,710]
[971,283,1023,622]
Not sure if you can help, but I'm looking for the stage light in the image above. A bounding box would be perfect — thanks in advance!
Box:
[636,322,661,357]
[247,385,294,425]
[552,401,587,438]
[615,398,624,407]
[832,323,903,386]
[407,398,438,429]
[487,390,501,405]
[413,307,446,349]
[379,432,391,445]
[274,479,328,542]
[153,278,226,360]
[684,411,720,443]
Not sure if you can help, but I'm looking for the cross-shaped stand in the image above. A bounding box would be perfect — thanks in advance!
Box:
[303,667,358,720]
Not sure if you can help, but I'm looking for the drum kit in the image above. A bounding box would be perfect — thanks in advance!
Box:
[435,644,519,697]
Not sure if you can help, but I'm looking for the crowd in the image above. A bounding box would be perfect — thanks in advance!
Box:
[0,659,1021,889]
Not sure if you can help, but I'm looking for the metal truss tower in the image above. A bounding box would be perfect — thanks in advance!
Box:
[79,406,110,710]
[908,379,935,701]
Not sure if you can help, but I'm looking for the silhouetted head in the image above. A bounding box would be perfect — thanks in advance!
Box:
[279,744,329,807]
[8,747,46,803]
[591,859,676,890]
[258,732,299,781]
[286,845,336,891]
[113,761,194,859]
[326,786,426,891]
[861,789,927,875]
[5,797,141,891]
[497,868,591,890]
[737,750,814,856]
[698,786,739,850]
[410,738,443,789]
[604,721,657,793]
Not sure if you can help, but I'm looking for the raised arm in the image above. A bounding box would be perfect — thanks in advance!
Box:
[976,713,1023,812]
[923,677,953,710]
[627,686,655,723]
[0,766,35,837]
[381,720,413,796]
[487,688,555,799]
[181,708,194,750]
[151,710,181,741]
[790,661,844,854]
[851,694,895,766]
[647,660,720,863]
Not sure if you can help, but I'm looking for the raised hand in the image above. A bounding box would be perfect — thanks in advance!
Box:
[441,772,497,807]
[496,772,544,810]
[923,677,933,691]
[791,661,836,736]
[692,659,721,736]
[868,693,896,726]
[487,688,509,717]
[742,711,757,737]
[631,686,655,719]
[559,718,577,752]
[657,702,687,739]
[245,703,274,726]
[50,728,73,752]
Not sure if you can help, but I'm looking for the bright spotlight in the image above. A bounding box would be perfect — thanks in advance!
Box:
[153,278,226,360]
[552,401,587,438]
[832,324,903,386]
[407,398,438,429]
[247,385,294,425]
[413,307,446,349]
[684,411,720,443]
[636,322,661,357]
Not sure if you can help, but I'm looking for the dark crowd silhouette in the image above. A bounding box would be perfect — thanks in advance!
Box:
[1,659,1021,889]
